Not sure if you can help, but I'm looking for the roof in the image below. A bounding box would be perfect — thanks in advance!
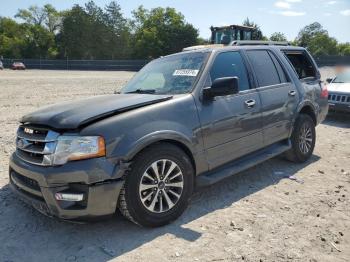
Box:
[210,24,255,31]
[231,40,291,46]
[182,41,300,53]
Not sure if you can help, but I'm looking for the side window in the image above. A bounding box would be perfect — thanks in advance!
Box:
[246,50,281,87]
[268,52,288,83]
[283,51,316,79]
[210,51,250,91]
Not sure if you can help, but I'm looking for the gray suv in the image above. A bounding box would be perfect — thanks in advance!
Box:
[9,44,328,227]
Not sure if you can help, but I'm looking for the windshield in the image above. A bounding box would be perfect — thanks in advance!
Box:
[121,52,209,95]
[332,71,350,83]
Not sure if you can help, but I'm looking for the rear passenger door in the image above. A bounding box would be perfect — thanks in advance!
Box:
[245,49,298,146]
[197,51,263,170]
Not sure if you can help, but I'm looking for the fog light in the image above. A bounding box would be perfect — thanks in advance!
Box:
[55,193,84,202]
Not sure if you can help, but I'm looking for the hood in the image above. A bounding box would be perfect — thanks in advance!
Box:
[328,83,350,94]
[21,94,173,129]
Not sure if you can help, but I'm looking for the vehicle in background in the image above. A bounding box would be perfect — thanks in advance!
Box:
[327,70,350,113]
[11,62,26,70]
[210,24,255,44]
[9,42,328,227]
[0,61,3,70]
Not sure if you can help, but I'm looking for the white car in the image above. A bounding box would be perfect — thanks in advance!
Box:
[327,71,350,113]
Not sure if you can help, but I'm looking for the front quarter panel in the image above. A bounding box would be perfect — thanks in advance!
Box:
[80,94,208,175]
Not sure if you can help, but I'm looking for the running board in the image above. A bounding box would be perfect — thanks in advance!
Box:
[196,140,291,187]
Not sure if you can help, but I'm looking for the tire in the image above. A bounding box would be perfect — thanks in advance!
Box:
[285,114,316,163]
[118,143,194,227]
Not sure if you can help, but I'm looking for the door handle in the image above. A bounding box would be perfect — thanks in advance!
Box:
[245,99,256,108]
[289,90,296,96]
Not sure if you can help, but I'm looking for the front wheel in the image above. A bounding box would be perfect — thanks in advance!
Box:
[285,114,316,163]
[118,143,194,227]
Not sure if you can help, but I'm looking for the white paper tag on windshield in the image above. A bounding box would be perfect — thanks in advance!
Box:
[173,69,199,77]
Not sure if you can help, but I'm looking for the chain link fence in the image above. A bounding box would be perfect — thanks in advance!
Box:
[313,56,350,67]
[1,58,149,71]
[1,56,349,71]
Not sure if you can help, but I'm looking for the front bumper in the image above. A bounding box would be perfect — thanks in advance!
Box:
[328,102,350,113]
[9,153,126,221]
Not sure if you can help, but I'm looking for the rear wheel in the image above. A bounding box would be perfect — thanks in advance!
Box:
[118,143,194,227]
[285,114,316,163]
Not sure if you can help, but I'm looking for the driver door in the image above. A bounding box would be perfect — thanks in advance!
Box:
[196,51,263,170]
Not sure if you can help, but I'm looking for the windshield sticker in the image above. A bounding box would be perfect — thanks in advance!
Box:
[173,69,199,77]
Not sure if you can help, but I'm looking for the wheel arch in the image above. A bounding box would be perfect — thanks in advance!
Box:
[298,104,317,125]
[125,132,197,175]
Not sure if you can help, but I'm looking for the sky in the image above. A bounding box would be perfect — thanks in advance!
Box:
[1,0,350,42]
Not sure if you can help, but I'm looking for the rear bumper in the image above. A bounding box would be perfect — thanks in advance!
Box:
[9,153,126,221]
[328,102,350,113]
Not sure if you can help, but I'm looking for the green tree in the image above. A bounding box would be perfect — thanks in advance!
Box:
[0,17,26,58]
[104,1,131,58]
[15,4,62,33]
[59,1,130,59]
[13,4,60,58]
[131,6,199,59]
[0,16,57,58]
[59,5,91,59]
[243,17,263,40]
[43,4,62,33]
[197,37,210,45]
[306,33,337,56]
[270,32,287,42]
[84,1,111,59]
[337,43,350,56]
[296,22,327,47]
[307,33,337,56]
[295,22,339,56]
[22,24,57,58]
[15,5,46,26]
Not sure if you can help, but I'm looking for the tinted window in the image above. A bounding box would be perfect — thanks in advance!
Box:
[269,52,288,83]
[247,50,281,87]
[210,51,250,91]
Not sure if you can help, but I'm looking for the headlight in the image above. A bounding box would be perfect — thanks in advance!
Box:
[52,136,106,165]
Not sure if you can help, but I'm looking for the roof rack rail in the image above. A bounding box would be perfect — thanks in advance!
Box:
[182,44,224,52]
[231,40,291,46]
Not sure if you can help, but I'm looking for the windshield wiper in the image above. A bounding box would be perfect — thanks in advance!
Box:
[125,89,156,94]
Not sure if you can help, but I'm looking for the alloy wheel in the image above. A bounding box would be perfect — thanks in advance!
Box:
[299,123,313,154]
[138,159,184,213]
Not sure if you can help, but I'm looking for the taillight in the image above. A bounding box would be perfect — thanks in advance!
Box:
[321,82,328,98]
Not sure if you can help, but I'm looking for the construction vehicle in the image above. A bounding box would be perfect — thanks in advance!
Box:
[210,24,255,44]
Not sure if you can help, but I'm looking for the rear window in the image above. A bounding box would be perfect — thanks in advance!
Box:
[246,50,282,87]
[283,51,316,79]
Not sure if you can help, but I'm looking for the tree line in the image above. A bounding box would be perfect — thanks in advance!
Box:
[0,1,349,60]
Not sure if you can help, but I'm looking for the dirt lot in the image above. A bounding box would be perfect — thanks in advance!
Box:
[0,69,349,262]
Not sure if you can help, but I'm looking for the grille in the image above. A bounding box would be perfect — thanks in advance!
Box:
[328,93,350,104]
[16,125,59,166]
[11,171,40,191]
[10,170,44,200]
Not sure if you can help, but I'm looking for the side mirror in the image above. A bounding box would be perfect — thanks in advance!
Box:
[326,78,333,83]
[203,77,239,99]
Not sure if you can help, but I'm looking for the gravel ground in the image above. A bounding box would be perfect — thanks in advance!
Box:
[0,69,349,262]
